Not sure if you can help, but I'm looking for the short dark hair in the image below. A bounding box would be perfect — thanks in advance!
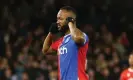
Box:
[60,6,77,17]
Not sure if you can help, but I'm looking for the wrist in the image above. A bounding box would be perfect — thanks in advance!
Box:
[68,22,76,28]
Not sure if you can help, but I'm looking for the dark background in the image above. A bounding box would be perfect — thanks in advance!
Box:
[0,0,133,80]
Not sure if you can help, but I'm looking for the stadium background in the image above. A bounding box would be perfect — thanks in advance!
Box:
[0,0,133,80]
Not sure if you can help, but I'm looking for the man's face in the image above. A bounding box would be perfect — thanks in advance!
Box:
[56,10,70,32]
[129,54,133,66]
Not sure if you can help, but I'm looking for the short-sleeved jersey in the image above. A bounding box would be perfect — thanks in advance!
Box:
[120,68,133,80]
[51,33,89,80]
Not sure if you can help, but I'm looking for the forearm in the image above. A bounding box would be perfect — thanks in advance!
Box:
[68,22,84,43]
[42,32,53,53]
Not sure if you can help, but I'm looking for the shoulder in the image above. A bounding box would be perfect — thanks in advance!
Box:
[51,37,63,47]
[55,37,64,43]
[83,32,89,41]
[121,69,128,76]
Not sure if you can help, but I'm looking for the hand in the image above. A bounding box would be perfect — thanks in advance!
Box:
[66,17,75,24]
[49,23,58,34]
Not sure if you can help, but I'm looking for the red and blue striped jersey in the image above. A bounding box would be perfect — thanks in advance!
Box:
[51,33,89,80]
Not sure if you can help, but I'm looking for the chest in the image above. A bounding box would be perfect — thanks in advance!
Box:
[57,36,77,55]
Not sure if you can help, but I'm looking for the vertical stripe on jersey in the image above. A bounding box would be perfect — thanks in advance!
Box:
[78,43,89,80]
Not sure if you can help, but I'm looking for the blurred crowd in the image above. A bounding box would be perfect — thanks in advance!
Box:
[0,0,133,80]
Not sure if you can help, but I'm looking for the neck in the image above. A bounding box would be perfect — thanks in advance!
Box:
[65,30,70,35]
[64,23,76,35]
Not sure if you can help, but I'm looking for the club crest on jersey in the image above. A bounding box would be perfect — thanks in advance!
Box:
[58,46,68,55]
[64,37,70,43]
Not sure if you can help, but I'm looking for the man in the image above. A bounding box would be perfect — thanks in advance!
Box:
[42,6,89,80]
[120,52,133,80]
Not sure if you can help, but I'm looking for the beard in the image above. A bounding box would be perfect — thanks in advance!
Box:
[59,23,69,33]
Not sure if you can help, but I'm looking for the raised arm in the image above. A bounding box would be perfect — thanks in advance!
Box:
[42,32,56,54]
[42,23,58,54]
[67,17,86,45]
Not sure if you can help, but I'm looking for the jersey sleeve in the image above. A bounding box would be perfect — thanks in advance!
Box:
[51,37,63,50]
[83,33,89,45]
